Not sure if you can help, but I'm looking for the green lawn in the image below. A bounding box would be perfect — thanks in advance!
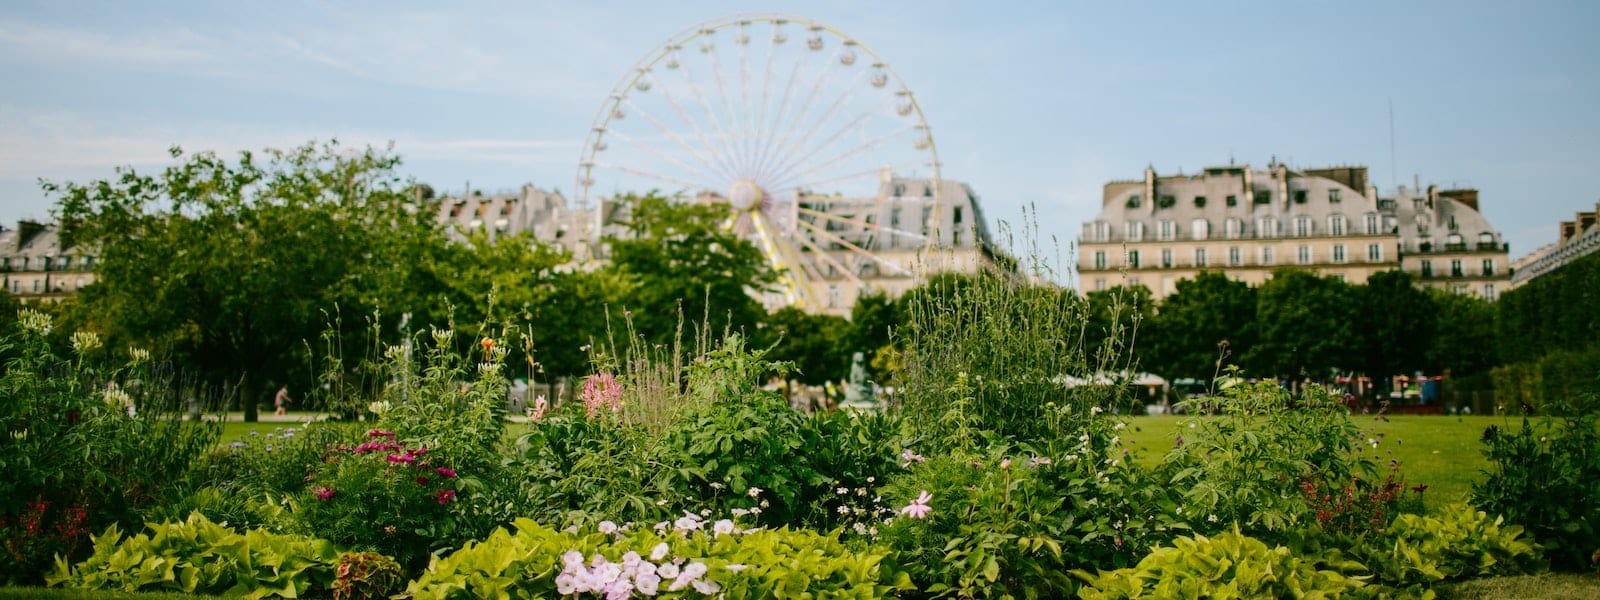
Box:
[1120,415,1507,512]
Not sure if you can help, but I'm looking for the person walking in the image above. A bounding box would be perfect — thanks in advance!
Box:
[274,385,292,416]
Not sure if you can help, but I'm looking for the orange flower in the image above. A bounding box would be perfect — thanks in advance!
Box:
[480,337,495,353]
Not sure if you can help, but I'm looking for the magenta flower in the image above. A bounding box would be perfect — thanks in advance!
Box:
[315,487,336,501]
[386,453,415,464]
[899,490,933,519]
[367,429,395,439]
[435,467,457,478]
[416,475,429,486]
[435,489,456,505]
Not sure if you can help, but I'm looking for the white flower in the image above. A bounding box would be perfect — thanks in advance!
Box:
[1090,406,1103,415]
[725,563,748,573]
[746,486,763,498]
[18,309,52,336]
[597,520,618,534]
[128,347,150,364]
[709,482,725,490]
[837,487,849,495]
[71,331,101,354]
[635,572,661,596]
[691,579,721,594]
[657,562,680,579]
[368,401,391,416]
[713,519,735,537]
[1114,422,1126,430]
[650,542,670,562]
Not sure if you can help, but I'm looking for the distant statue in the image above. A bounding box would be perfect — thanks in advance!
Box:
[844,352,872,407]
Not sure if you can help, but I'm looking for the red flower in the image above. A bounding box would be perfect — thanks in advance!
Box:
[434,467,457,478]
[416,476,429,486]
[435,489,456,505]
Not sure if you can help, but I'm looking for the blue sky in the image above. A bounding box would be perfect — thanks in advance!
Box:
[3,1,1596,269]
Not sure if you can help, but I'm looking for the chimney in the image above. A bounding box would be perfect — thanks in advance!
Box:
[1441,188,1480,212]
[1579,211,1597,235]
[1144,165,1156,214]
[1560,221,1577,244]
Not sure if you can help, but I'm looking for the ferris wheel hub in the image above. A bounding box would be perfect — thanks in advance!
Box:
[728,179,766,212]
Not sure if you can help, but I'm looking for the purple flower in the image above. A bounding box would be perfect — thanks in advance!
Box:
[435,467,457,478]
[435,489,456,505]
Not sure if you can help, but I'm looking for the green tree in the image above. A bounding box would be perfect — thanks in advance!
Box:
[48,142,446,421]
[1428,288,1498,376]
[761,306,850,384]
[845,291,901,379]
[1246,269,1359,379]
[1145,271,1256,381]
[605,194,776,345]
[1354,270,1435,386]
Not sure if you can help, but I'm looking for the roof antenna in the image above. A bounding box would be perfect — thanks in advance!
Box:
[1388,98,1398,192]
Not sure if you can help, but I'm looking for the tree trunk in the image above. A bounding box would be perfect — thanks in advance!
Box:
[241,371,258,423]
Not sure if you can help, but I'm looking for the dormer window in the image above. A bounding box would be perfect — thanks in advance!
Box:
[1126,195,1142,209]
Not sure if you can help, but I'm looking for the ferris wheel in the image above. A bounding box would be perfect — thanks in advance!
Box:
[576,13,943,310]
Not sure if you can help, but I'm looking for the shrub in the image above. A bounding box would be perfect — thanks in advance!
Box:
[161,422,362,533]
[1074,530,1369,599]
[0,311,219,583]
[296,429,468,572]
[406,517,912,599]
[46,512,341,598]
[1161,376,1375,537]
[1472,388,1600,570]
[1353,504,1541,589]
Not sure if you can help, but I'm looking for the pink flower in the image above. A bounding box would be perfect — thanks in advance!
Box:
[900,449,926,465]
[386,453,415,464]
[435,489,456,505]
[581,373,623,417]
[367,429,395,439]
[527,395,549,422]
[899,490,933,519]
[315,487,336,501]
[435,467,457,478]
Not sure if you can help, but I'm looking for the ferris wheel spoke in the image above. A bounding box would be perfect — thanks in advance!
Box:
[605,125,722,186]
[651,74,745,184]
[799,218,912,272]
[750,56,804,188]
[620,98,735,183]
[759,47,847,183]
[792,233,866,286]
[707,47,748,177]
[767,115,908,191]
[678,51,742,184]
[762,68,872,185]
[598,162,711,192]
[748,36,780,188]
[799,206,929,240]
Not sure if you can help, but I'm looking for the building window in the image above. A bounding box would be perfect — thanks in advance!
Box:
[1297,245,1312,264]
[1261,246,1275,265]
[32,280,40,293]
[1126,195,1141,208]
[1421,260,1433,277]
[1161,249,1173,268]
[1191,218,1210,240]
[1228,246,1241,266]
[1194,196,1207,208]
[1158,219,1175,241]
[1256,190,1272,205]
[1332,274,1347,282]
[1195,248,1209,267]
[1256,217,1277,238]
[1090,221,1109,242]
[1329,189,1341,203]
[1225,195,1238,207]
[1127,250,1140,268]
[953,206,964,224]
[1482,259,1494,277]
[1125,221,1144,242]
[1365,213,1379,235]
[1094,278,1107,291]
[1157,195,1176,209]
[1293,189,1308,204]
[1329,215,1346,236]
[1225,218,1243,239]
[1332,244,1346,263]
[1451,259,1463,277]
[1094,251,1107,270]
[1294,216,1312,237]
[1367,243,1383,262]
[1483,283,1497,300]
[1452,284,1468,294]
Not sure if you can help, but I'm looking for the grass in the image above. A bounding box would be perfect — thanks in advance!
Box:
[1437,573,1600,599]
[1120,414,1511,512]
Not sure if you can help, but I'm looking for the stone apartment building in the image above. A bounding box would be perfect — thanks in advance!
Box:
[1078,161,1510,299]
[0,221,96,301]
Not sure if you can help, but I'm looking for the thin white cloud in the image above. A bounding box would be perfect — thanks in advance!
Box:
[0,17,214,66]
